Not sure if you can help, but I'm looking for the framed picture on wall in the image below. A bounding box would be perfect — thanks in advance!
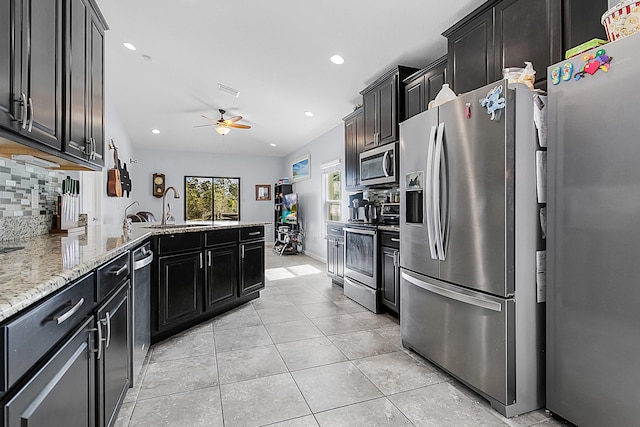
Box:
[291,154,310,182]
[255,184,271,201]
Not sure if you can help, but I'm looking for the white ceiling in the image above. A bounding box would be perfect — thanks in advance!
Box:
[99,0,486,157]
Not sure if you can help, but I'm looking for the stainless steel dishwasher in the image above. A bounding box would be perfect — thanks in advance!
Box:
[131,242,153,386]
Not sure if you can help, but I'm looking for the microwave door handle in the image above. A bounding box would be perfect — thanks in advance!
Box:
[425,124,438,261]
[434,122,446,260]
[382,151,390,177]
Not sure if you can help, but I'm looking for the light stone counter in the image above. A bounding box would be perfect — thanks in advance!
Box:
[0,221,267,322]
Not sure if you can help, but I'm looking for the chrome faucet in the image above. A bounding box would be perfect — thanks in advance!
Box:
[161,186,180,225]
[123,201,140,232]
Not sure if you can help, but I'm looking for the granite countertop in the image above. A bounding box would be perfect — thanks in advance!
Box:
[0,221,267,322]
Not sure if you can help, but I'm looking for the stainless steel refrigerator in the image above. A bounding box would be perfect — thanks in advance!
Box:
[547,34,640,427]
[399,81,545,417]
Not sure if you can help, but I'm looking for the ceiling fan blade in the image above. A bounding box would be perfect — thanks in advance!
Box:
[200,114,217,123]
[227,123,251,129]
[193,124,215,128]
[226,115,242,123]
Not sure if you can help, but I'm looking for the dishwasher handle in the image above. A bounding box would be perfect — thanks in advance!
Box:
[133,251,154,270]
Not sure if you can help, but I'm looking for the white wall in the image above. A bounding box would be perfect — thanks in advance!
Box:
[284,124,347,261]
[127,148,282,238]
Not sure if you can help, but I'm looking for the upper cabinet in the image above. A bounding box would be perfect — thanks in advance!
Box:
[0,0,107,170]
[360,66,418,150]
[0,0,64,150]
[444,0,608,94]
[65,0,106,167]
[343,108,364,190]
[403,56,448,120]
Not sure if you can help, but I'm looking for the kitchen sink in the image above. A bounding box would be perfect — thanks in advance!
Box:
[0,247,24,254]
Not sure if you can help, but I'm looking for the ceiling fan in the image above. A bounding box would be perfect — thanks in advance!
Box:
[195,109,251,135]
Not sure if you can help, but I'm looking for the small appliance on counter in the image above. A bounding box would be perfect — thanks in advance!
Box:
[348,193,365,222]
[363,201,380,224]
[381,203,400,225]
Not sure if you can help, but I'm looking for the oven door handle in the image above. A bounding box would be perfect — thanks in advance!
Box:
[344,227,376,236]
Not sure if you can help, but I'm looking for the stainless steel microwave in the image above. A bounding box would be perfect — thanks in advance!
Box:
[359,143,398,186]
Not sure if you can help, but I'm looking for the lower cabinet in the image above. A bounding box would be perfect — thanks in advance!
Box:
[380,231,400,315]
[240,240,265,296]
[157,251,204,333]
[2,316,96,427]
[205,244,238,310]
[326,223,345,286]
[96,282,130,427]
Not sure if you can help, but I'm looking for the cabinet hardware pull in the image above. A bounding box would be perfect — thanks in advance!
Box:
[105,312,112,348]
[113,264,128,276]
[249,231,260,236]
[241,245,245,259]
[19,93,27,129]
[200,252,203,269]
[27,98,33,132]
[95,324,103,360]
[207,251,212,267]
[54,298,85,324]
[390,238,400,242]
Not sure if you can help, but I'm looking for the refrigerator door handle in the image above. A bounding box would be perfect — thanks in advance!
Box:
[434,122,446,260]
[401,271,502,312]
[425,124,438,260]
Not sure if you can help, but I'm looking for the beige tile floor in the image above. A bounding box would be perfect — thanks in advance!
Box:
[116,248,568,427]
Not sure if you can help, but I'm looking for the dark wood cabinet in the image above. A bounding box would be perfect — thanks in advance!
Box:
[380,231,400,315]
[96,282,130,427]
[562,0,608,50]
[444,0,564,94]
[65,0,106,166]
[205,244,238,310]
[157,251,204,332]
[360,66,417,150]
[2,0,64,150]
[2,317,96,427]
[403,56,448,120]
[240,240,265,296]
[343,108,364,190]
[326,223,345,286]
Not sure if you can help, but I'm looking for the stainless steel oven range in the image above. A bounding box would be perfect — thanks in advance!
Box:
[343,224,380,313]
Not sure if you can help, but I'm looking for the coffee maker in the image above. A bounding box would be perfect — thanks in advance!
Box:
[349,193,365,221]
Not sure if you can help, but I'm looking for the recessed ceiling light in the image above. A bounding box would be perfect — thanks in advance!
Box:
[123,42,137,51]
[270,143,277,147]
[151,129,160,134]
[330,55,344,65]
[305,111,314,117]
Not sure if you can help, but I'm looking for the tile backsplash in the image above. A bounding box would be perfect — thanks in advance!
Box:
[0,158,65,241]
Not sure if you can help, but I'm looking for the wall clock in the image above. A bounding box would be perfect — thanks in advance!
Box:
[153,173,165,198]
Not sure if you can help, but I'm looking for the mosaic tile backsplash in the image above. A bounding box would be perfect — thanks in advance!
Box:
[0,157,65,241]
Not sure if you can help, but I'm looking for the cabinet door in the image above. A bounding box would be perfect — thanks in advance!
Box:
[425,63,447,107]
[0,0,18,131]
[97,283,130,427]
[494,0,562,89]
[157,252,203,331]
[377,76,397,145]
[3,317,96,427]
[240,241,265,296]
[21,0,64,149]
[326,237,336,277]
[381,247,400,314]
[362,89,377,149]
[336,238,345,284]
[447,9,494,95]
[562,0,608,53]
[205,245,238,310]
[404,76,424,120]
[87,12,105,167]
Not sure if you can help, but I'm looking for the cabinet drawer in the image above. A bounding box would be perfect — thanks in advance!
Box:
[326,223,344,238]
[240,226,264,241]
[0,272,95,393]
[157,233,202,255]
[380,231,400,249]
[96,251,130,302]
[205,229,238,247]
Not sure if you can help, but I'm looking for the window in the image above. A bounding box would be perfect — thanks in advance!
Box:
[322,167,341,222]
[185,176,240,221]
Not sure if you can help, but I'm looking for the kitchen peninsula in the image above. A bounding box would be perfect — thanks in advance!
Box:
[0,222,265,426]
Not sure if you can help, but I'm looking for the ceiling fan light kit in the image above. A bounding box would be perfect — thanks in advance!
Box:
[215,126,231,135]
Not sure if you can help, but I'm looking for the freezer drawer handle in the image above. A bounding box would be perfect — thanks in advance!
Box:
[401,272,502,312]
